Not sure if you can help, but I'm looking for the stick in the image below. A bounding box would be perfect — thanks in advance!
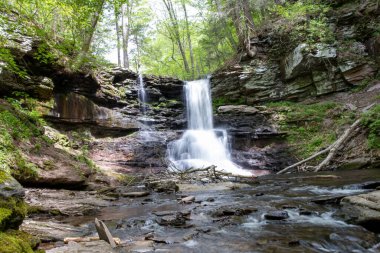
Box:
[277,146,331,174]
[314,119,361,172]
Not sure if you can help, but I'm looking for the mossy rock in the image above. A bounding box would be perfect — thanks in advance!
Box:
[0,230,40,253]
[0,197,27,231]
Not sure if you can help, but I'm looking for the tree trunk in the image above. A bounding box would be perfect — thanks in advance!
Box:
[121,3,131,69]
[181,0,195,79]
[114,3,121,66]
[76,0,105,66]
[162,0,190,74]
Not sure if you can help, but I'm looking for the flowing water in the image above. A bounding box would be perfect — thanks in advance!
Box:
[167,79,251,176]
[137,74,153,140]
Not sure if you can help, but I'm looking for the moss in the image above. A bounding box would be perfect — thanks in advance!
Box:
[0,170,11,184]
[212,97,246,111]
[0,208,13,226]
[0,230,39,253]
[0,197,27,231]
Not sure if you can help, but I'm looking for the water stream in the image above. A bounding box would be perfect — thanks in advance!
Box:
[167,79,251,176]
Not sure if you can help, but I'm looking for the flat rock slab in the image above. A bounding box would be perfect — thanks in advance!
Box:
[21,219,91,242]
[341,190,380,233]
[46,240,119,253]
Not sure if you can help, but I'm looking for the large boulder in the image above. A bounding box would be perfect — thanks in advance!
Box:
[283,43,337,80]
[340,190,380,233]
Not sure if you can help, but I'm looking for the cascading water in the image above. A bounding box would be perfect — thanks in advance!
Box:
[138,74,148,116]
[167,79,252,176]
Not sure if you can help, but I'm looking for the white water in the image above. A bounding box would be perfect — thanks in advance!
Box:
[167,79,252,176]
[137,74,152,140]
[138,74,148,116]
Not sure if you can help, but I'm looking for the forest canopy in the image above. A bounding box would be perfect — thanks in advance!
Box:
[0,0,334,79]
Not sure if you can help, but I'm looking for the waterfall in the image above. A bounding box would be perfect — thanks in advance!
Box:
[138,74,148,116]
[167,79,252,176]
[137,74,152,140]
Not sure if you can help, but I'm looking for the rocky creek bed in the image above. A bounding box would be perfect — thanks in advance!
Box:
[20,169,380,253]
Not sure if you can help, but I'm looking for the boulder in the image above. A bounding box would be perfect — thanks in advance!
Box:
[145,180,179,193]
[0,173,26,231]
[283,44,337,80]
[95,218,117,248]
[340,190,380,233]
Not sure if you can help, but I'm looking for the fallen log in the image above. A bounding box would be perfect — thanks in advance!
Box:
[277,103,375,175]
[64,236,121,245]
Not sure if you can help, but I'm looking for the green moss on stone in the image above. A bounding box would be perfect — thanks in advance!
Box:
[0,208,12,226]
[0,197,27,231]
[0,230,39,253]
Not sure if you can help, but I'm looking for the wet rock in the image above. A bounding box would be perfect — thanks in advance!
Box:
[211,206,257,217]
[95,218,116,248]
[155,212,188,227]
[180,196,195,204]
[121,192,150,198]
[0,174,25,199]
[312,195,346,205]
[264,211,289,220]
[340,190,380,233]
[146,180,179,193]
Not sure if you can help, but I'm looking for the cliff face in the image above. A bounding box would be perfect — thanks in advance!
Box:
[211,1,380,104]
[211,0,380,171]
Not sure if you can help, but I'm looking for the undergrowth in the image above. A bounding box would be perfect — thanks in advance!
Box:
[267,101,355,159]
[361,105,380,149]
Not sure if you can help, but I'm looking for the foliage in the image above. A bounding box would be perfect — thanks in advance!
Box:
[361,105,380,149]
[0,50,28,79]
[269,0,334,58]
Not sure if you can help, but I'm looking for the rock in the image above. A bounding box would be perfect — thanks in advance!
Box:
[312,195,346,205]
[126,241,154,253]
[338,158,371,170]
[121,192,150,198]
[283,43,336,80]
[46,240,118,253]
[146,180,179,193]
[0,173,26,231]
[340,190,380,233]
[155,212,188,227]
[180,196,195,204]
[264,211,289,220]
[95,218,117,248]
[217,105,259,115]
[211,206,257,217]
[21,219,90,242]
[341,64,376,86]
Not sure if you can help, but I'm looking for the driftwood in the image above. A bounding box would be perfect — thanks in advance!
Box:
[168,162,255,181]
[277,104,376,175]
[64,237,121,245]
